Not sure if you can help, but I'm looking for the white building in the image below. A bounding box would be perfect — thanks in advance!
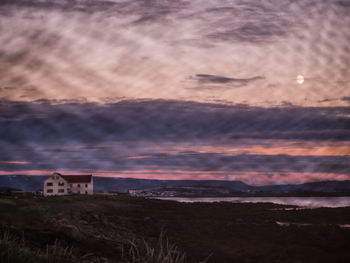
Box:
[43,172,93,196]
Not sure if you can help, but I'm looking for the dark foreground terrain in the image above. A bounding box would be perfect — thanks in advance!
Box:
[1,195,350,263]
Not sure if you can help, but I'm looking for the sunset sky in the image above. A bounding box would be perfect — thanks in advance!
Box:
[0,0,349,185]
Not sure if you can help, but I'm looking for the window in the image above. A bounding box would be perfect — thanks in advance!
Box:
[58,181,65,186]
[47,189,53,193]
[78,190,80,194]
[58,189,64,193]
[85,191,88,194]
[85,184,88,188]
[70,184,72,187]
[78,184,80,187]
[46,182,53,186]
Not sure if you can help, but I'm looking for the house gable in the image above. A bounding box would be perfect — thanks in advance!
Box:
[43,173,68,196]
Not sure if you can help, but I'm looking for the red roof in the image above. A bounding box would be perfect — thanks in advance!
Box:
[59,174,92,183]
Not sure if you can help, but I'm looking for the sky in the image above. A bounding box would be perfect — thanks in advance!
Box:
[0,0,349,185]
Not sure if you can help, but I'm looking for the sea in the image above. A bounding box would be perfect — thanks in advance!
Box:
[154,196,350,208]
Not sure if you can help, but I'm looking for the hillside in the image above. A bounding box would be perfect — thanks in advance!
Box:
[1,175,350,195]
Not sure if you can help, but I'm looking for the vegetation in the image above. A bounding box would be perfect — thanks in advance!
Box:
[0,230,96,263]
[0,226,191,263]
[1,195,350,262]
[0,230,36,263]
[122,229,188,263]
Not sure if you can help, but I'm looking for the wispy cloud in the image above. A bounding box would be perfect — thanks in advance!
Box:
[0,0,188,20]
[0,0,349,105]
[188,74,264,89]
[335,1,350,8]
[0,161,30,165]
[341,96,350,102]
[319,97,350,104]
[194,74,264,84]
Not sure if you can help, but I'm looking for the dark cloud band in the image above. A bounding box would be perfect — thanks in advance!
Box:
[0,99,349,143]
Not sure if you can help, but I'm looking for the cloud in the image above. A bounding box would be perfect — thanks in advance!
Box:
[187,86,234,91]
[0,98,348,181]
[2,0,344,47]
[121,153,350,174]
[0,83,39,99]
[341,97,350,102]
[194,74,264,84]
[335,1,350,8]
[0,86,17,91]
[318,98,335,103]
[130,1,188,25]
[188,74,264,89]
[186,1,297,44]
[0,145,349,176]
[0,99,349,144]
[182,0,350,45]
[319,97,350,104]
[0,0,188,20]
[206,21,289,44]
[0,0,115,12]
[1,0,348,105]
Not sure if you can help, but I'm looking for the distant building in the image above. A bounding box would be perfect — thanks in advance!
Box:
[43,172,93,196]
[108,189,130,195]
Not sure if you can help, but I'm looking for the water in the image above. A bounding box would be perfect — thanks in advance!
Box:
[155,196,350,208]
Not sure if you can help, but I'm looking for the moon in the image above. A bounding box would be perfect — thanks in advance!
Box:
[296,75,304,84]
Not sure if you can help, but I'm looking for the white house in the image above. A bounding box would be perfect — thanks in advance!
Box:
[43,172,93,196]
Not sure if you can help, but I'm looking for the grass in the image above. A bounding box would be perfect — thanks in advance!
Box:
[0,230,37,263]
[122,228,210,263]
[0,226,192,263]
[44,240,87,263]
[0,230,97,263]
[123,229,187,263]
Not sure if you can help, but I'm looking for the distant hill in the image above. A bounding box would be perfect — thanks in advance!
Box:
[1,175,350,194]
[257,180,350,193]
[0,175,46,191]
[94,177,252,192]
